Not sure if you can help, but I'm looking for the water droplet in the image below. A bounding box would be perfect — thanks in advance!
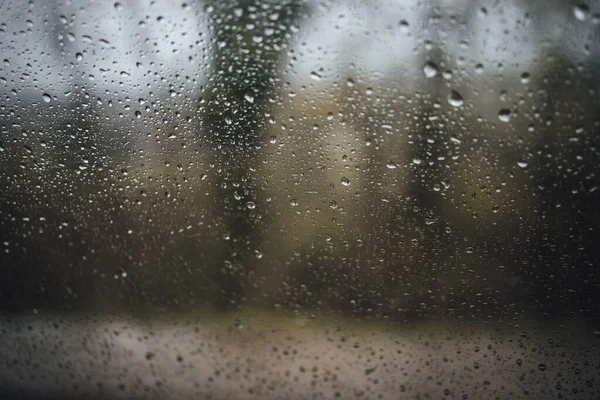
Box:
[517,160,528,168]
[574,4,589,21]
[114,2,123,10]
[346,78,355,87]
[42,93,51,103]
[498,108,511,122]
[75,52,83,61]
[538,364,547,372]
[465,246,474,254]
[474,63,484,74]
[423,61,438,78]
[310,71,322,81]
[114,267,128,279]
[246,201,256,209]
[386,161,397,169]
[448,90,464,107]
[442,70,453,80]
[432,183,441,192]
[411,157,422,165]
[399,19,410,32]
[520,72,530,84]
[244,93,254,103]
[269,136,277,144]
[290,199,298,206]
[330,200,337,209]
[341,177,351,186]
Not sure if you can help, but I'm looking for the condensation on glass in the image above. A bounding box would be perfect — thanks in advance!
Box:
[0,0,599,399]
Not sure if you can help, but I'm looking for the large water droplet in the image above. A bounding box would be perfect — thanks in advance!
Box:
[310,71,322,81]
[517,160,528,168]
[399,19,410,33]
[574,4,589,21]
[42,93,51,103]
[498,108,512,122]
[448,90,464,107]
[341,177,351,186]
[423,61,438,78]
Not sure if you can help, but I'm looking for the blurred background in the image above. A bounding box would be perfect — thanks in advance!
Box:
[2,1,600,399]
[0,0,599,326]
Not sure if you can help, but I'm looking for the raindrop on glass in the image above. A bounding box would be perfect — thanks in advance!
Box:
[423,61,438,78]
[517,160,528,168]
[574,4,589,21]
[448,90,464,107]
[498,108,512,122]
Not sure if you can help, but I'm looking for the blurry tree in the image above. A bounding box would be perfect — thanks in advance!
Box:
[200,0,309,309]
[522,2,600,319]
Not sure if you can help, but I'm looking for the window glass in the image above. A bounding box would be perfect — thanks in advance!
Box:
[1,1,599,398]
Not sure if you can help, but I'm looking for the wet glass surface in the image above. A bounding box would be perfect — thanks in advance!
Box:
[0,0,599,398]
